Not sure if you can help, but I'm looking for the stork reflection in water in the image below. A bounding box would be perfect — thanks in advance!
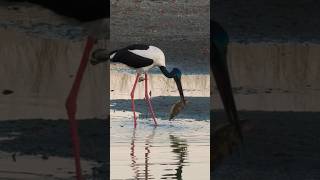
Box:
[130,127,157,179]
[129,127,189,180]
[165,135,188,179]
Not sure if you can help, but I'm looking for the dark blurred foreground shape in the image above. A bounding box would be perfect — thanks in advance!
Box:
[211,20,244,171]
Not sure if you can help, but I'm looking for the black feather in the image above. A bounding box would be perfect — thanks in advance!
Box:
[91,44,154,68]
[111,50,153,68]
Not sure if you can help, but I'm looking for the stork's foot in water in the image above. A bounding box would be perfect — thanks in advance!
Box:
[131,74,140,128]
[131,73,157,127]
[144,73,158,126]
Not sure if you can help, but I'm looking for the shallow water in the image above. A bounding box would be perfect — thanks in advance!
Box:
[0,151,98,180]
[110,110,210,180]
[110,69,210,179]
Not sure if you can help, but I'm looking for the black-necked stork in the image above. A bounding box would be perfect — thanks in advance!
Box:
[5,1,109,180]
[212,20,243,141]
[91,44,186,127]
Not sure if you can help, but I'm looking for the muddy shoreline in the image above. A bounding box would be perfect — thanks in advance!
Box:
[212,111,320,179]
[0,119,108,179]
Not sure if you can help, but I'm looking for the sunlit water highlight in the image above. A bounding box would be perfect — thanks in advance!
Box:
[111,110,210,180]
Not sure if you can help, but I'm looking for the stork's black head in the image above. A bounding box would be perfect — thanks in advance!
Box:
[159,66,185,103]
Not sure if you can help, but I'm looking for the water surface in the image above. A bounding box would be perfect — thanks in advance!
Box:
[111,110,210,180]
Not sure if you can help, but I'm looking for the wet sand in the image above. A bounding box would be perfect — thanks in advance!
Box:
[0,151,97,180]
[212,111,320,179]
[0,119,108,179]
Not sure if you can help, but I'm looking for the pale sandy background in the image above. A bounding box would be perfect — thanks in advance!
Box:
[213,0,320,111]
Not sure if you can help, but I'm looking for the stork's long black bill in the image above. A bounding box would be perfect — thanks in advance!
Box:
[174,77,185,103]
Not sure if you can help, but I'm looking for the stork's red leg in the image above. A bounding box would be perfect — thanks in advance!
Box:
[65,36,96,180]
[144,73,157,126]
[131,73,140,128]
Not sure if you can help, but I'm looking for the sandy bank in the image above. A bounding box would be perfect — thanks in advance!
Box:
[110,71,209,99]
[0,29,108,120]
[213,42,320,111]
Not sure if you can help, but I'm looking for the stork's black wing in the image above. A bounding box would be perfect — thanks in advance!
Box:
[112,50,154,69]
